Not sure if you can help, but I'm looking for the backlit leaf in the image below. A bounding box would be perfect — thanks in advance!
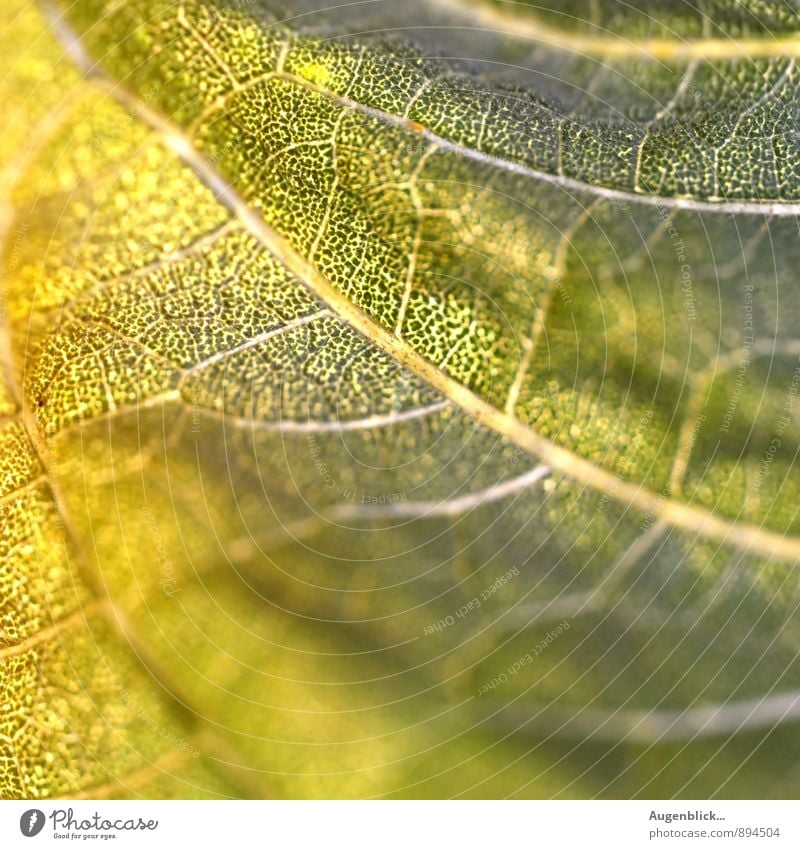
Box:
[3,0,800,798]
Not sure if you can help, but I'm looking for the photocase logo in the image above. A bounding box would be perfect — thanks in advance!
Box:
[14,807,159,839]
[19,809,45,837]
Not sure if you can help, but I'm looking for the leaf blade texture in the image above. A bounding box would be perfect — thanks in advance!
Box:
[3,0,800,798]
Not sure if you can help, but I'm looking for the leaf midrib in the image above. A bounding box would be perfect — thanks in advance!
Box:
[41,7,800,565]
[431,0,800,61]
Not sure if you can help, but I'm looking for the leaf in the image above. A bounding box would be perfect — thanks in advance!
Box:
[3,0,800,798]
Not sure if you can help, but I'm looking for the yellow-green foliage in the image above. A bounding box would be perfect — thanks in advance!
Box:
[3,0,800,799]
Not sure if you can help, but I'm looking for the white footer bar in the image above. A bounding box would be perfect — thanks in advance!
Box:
[2,800,797,848]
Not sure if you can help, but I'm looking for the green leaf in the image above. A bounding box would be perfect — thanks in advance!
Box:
[3,0,800,798]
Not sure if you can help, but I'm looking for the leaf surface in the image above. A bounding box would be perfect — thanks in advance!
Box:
[3,0,800,798]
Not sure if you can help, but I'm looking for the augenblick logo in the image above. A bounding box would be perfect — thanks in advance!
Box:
[19,808,158,839]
